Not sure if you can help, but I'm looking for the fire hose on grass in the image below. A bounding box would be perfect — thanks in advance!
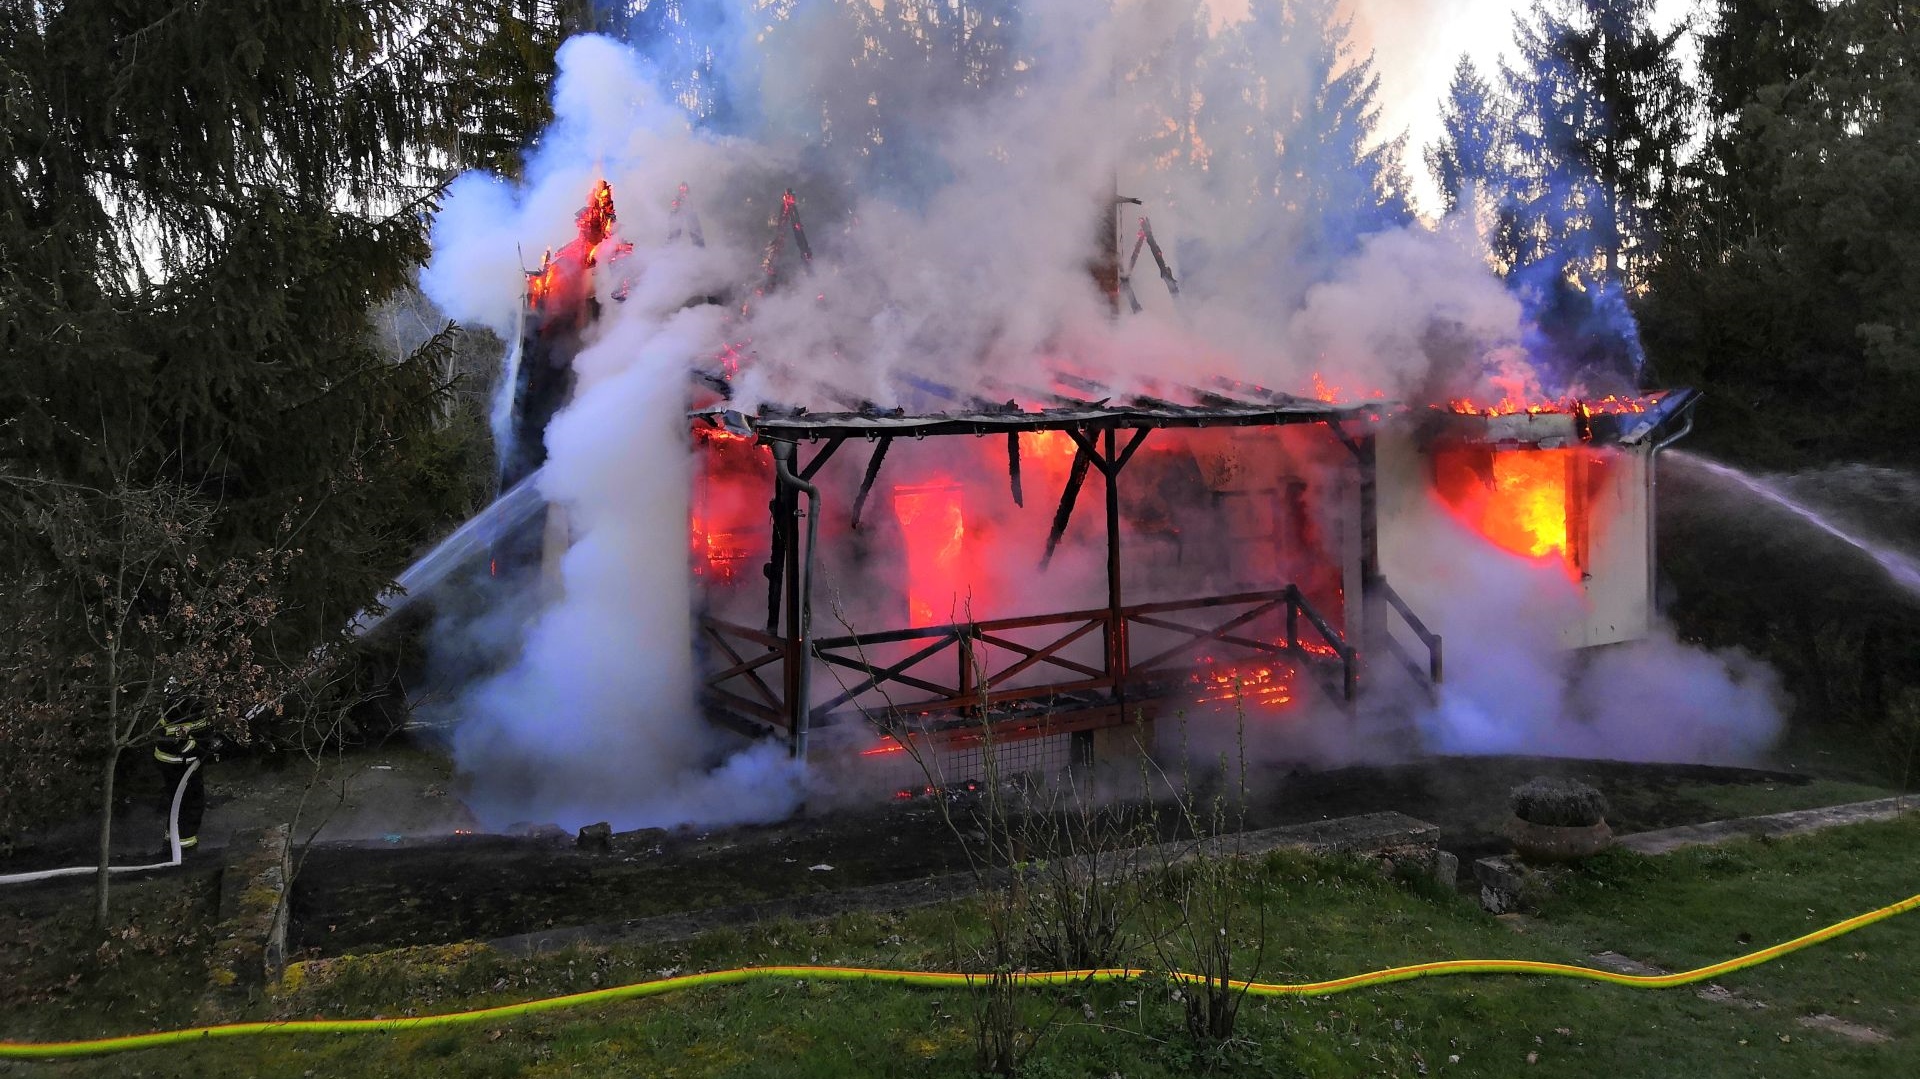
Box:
[0,760,202,887]
[3,886,1915,1060]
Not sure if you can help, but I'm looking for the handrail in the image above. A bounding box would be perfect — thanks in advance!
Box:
[811,605,1111,651]
[704,586,1364,730]
[1374,577,1443,686]
[699,617,793,726]
[1286,585,1356,701]
[810,611,1118,719]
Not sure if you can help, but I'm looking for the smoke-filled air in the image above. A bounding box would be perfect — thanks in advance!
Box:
[416,0,1782,832]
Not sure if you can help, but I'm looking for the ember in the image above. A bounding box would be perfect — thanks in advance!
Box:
[690,517,752,582]
[1192,662,1295,709]
[1444,394,1651,417]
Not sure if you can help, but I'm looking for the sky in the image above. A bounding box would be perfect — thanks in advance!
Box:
[1339,0,1701,216]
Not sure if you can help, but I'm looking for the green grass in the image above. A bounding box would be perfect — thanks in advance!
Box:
[1605,775,1904,825]
[1770,720,1920,791]
[5,818,1918,1078]
[1614,777,1901,828]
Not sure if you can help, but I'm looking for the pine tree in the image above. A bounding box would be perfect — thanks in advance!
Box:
[1642,0,1919,467]
[1276,0,1413,263]
[1639,0,1920,765]
[1688,0,1826,247]
[1496,0,1694,388]
[1172,0,1409,295]
[442,1,698,175]
[441,2,574,177]
[751,0,1022,201]
[1502,0,1694,285]
[1425,55,1505,217]
[1,2,482,713]
[1123,0,1210,179]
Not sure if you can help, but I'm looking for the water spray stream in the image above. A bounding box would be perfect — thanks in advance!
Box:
[490,298,528,466]
[1670,450,1920,601]
[348,467,549,638]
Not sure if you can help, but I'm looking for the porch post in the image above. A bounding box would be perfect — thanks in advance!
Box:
[782,478,804,748]
[1104,427,1126,692]
[1356,429,1382,703]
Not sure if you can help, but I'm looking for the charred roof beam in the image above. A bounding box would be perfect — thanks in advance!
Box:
[849,437,893,529]
[1119,215,1179,314]
[1041,426,1149,568]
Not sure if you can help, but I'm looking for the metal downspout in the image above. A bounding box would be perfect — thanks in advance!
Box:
[771,442,820,759]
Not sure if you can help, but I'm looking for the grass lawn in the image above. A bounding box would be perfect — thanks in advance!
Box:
[1634,776,1899,824]
[3,815,1916,1078]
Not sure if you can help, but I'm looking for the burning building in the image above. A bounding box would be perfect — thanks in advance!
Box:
[497,182,1701,768]
[1397,395,1698,649]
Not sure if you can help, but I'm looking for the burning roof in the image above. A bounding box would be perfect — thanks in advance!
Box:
[691,380,1696,450]
[692,394,1377,442]
[504,179,1691,452]
[1427,389,1699,449]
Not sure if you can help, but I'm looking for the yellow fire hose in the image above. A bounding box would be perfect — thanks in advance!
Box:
[4,889,1915,1060]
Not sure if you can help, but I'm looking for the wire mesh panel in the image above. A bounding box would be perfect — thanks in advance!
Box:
[926,729,1076,787]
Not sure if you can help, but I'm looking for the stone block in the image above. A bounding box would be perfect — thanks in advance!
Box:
[207,824,291,1000]
[1474,854,1524,914]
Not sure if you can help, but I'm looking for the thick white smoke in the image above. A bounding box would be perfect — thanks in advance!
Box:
[422,37,817,830]
[418,3,1785,830]
[1385,493,1784,765]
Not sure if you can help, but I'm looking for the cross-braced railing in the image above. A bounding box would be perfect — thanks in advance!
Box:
[700,619,793,730]
[699,584,1357,742]
[1123,585,1355,701]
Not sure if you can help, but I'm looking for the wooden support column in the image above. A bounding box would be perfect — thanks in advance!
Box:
[1084,426,1124,767]
[785,438,842,749]
[764,477,789,636]
[1041,448,1093,568]
[1104,427,1126,693]
[780,485,803,744]
[1355,428,1382,705]
[1064,425,1147,700]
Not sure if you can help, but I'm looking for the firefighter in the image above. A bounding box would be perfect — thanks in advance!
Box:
[152,697,210,852]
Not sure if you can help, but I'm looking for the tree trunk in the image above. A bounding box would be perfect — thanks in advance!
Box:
[94,742,121,930]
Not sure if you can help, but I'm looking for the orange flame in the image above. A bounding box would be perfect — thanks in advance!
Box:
[693,424,757,447]
[1305,372,1385,404]
[581,179,618,250]
[1488,452,1569,559]
[1445,394,1649,417]
[1019,430,1081,490]
[526,179,633,317]
[690,421,769,583]
[893,482,967,627]
[1434,449,1574,573]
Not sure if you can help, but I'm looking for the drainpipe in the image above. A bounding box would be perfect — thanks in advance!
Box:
[770,441,820,759]
[1646,398,1699,620]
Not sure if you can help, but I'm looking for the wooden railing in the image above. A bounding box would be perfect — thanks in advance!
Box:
[1375,577,1443,696]
[700,619,792,729]
[700,584,1357,737]
[808,607,1116,721]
